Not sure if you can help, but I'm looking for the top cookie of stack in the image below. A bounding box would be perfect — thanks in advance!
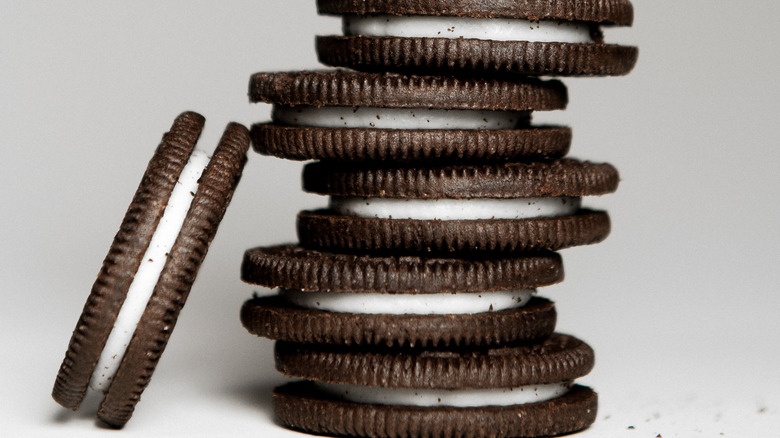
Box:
[315,0,637,76]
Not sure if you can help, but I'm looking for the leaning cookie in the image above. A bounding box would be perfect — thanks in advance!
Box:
[249,70,570,162]
[273,334,597,438]
[298,159,617,254]
[316,0,638,76]
[52,112,250,427]
[240,245,561,347]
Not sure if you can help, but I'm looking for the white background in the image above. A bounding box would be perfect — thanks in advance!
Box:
[2,1,779,436]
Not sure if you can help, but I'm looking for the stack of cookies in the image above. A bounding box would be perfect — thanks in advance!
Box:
[241,1,636,437]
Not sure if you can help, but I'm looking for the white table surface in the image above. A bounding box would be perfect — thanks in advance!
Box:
[3,1,779,436]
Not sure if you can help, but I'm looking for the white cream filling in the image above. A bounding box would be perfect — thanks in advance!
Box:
[280,288,534,315]
[330,197,581,220]
[343,15,595,44]
[86,149,211,395]
[272,105,527,130]
[315,381,571,407]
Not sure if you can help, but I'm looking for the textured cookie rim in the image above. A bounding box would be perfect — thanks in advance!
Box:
[297,209,610,253]
[241,245,564,294]
[52,112,206,412]
[241,295,557,347]
[249,70,568,111]
[250,123,571,162]
[302,159,620,199]
[275,333,594,389]
[275,381,597,438]
[317,36,638,77]
[317,0,633,25]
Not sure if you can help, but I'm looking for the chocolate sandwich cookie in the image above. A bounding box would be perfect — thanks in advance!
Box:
[273,334,597,437]
[298,159,617,254]
[240,245,561,347]
[316,0,638,76]
[52,112,250,427]
[249,70,570,163]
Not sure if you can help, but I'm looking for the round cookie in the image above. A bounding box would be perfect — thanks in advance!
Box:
[298,159,617,254]
[249,70,570,162]
[240,245,562,347]
[249,70,567,110]
[52,113,250,427]
[302,159,619,198]
[251,123,572,163]
[273,334,597,437]
[275,382,596,438]
[317,0,634,23]
[241,245,563,293]
[316,0,638,76]
[241,293,556,348]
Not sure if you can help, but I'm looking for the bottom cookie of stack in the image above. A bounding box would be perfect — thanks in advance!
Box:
[272,335,597,438]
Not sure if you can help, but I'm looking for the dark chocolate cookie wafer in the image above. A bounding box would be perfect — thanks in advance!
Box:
[303,159,619,198]
[298,209,610,254]
[273,334,597,437]
[297,159,616,254]
[242,245,563,293]
[52,113,250,427]
[316,0,638,76]
[276,333,593,388]
[317,0,634,23]
[249,70,569,162]
[249,70,567,110]
[251,123,571,163]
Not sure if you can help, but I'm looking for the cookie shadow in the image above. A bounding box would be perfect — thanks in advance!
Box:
[49,391,117,429]
[225,380,285,427]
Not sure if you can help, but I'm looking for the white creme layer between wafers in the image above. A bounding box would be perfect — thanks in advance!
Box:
[272,106,527,130]
[330,197,581,220]
[343,15,595,44]
[87,149,212,395]
[280,289,535,315]
[315,381,572,407]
